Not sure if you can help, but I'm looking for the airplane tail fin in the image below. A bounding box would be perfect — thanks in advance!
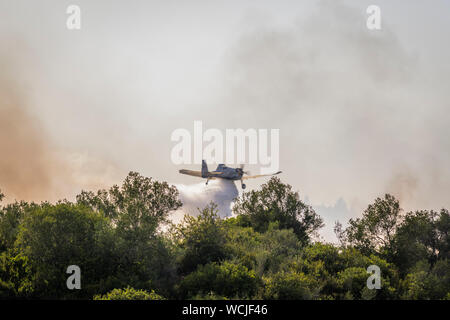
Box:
[201,160,209,178]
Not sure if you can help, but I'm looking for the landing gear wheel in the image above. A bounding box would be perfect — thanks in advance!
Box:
[241,183,246,189]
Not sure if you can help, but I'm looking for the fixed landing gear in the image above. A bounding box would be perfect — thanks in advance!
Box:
[241,183,246,189]
[205,179,210,185]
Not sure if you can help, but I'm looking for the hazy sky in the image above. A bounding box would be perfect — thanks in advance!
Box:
[1,0,449,241]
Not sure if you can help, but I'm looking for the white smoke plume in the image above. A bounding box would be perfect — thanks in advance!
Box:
[170,179,239,224]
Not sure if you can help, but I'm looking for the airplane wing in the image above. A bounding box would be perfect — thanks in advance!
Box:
[208,171,224,176]
[179,169,203,177]
[242,171,282,180]
[179,170,224,178]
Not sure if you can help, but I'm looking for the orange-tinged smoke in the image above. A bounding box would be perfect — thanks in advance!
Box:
[0,48,122,203]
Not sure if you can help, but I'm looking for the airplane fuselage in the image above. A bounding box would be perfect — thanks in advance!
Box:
[207,164,244,181]
[179,160,281,189]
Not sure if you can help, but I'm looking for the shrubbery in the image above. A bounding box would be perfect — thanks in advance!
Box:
[0,175,449,299]
[94,287,165,300]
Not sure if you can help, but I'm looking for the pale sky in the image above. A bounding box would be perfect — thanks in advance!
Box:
[1,0,449,241]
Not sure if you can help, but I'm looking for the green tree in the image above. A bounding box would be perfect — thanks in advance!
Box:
[262,271,320,300]
[233,177,323,245]
[77,171,182,239]
[178,261,259,299]
[15,202,116,299]
[94,287,165,300]
[225,222,302,276]
[343,194,402,255]
[435,209,450,261]
[174,203,228,274]
[77,172,182,296]
[392,209,450,275]
[393,210,438,274]
[0,201,34,252]
[335,267,370,300]
[401,259,450,300]
[0,249,33,298]
[291,243,398,300]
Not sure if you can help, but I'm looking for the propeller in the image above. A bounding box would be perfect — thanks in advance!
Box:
[237,164,249,189]
[238,164,251,176]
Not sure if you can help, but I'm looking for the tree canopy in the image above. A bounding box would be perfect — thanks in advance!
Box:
[232,177,323,245]
[1,175,449,300]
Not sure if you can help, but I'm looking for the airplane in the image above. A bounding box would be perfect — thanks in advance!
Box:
[179,160,282,189]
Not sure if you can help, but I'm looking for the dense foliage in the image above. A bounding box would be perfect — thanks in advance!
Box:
[0,174,449,300]
[94,287,165,300]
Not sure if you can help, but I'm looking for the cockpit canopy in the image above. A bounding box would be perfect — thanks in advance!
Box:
[216,164,226,171]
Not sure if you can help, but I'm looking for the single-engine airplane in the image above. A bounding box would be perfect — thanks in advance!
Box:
[179,160,282,189]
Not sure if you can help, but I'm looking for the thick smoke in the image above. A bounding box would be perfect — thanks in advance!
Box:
[212,1,450,215]
[0,94,60,201]
[0,46,122,203]
[191,1,450,241]
[0,50,63,202]
[171,179,239,223]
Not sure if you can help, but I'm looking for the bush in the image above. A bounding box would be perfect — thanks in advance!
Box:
[15,202,116,299]
[233,177,323,245]
[178,261,259,299]
[175,204,229,274]
[262,271,320,300]
[94,287,165,300]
